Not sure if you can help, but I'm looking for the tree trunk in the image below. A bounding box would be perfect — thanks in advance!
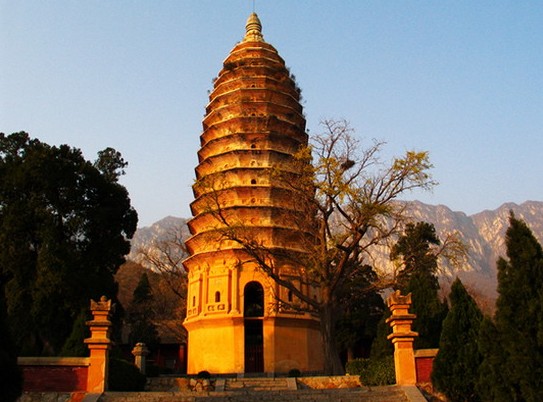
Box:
[347,347,354,363]
[320,303,345,375]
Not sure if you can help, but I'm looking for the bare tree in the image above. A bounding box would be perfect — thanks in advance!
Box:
[199,119,436,374]
[136,226,188,342]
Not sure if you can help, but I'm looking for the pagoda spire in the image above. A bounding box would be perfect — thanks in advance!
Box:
[244,12,264,42]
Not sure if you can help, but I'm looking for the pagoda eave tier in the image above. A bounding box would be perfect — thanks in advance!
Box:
[194,149,300,179]
[202,104,305,133]
[189,186,308,216]
[206,81,301,111]
[184,226,312,256]
[187,205,312,235]
[197,131,304,162]
[219,42,286,72]
[191,171,303,199]
[182,247,309,273]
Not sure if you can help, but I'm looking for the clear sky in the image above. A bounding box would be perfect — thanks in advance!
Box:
[2,1,542,227]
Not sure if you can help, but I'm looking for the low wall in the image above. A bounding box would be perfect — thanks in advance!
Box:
[18,357,90,392]
[414,349,438,383]
[296,375,361,389]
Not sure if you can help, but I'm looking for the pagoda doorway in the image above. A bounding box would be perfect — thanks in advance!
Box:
[244,281,264,373]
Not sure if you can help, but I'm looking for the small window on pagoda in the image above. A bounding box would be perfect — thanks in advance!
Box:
[192,296,196,307]
[288,290,293,302]
[215,291,221,303]
[251,179,257,185]
[251,143,256,149]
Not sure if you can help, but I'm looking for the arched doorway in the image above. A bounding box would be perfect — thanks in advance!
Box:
[244,281,264,373]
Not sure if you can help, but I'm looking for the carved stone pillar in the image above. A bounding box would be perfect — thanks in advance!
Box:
[386,290,418,385]
[85,296,113,393]
[132,342,149,374]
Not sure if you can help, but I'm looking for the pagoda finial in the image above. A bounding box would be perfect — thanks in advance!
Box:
[244,12,264,42]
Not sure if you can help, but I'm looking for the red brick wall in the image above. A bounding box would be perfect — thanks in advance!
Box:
[21,366,88,392]
[415,356,434,383]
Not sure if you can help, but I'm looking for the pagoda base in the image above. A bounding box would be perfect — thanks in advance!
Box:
[184,314,324,375]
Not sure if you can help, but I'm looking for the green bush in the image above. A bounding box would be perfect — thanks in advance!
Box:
[288,368,301,377]
[346,357,395,386]
[108,358,146,391]
[196,370,211,379]
[345,359,370,376]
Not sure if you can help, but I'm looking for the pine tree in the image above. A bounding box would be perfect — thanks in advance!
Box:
[480,213,543,401]
[432,278,483,402]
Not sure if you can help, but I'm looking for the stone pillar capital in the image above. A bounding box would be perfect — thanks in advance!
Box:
[132,342,150,374]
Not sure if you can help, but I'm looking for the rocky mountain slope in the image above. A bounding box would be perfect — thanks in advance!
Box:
[129,201,543,310]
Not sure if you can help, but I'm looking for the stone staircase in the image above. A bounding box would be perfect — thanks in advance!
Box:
[96,376,424,402]
[223,376,292,392]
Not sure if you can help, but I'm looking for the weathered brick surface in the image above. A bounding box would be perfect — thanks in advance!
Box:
[414,348,438,384]
[415,356,434,383]
[21,366,88,392]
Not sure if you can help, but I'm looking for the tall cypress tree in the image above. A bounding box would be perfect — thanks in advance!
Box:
[126,273,160,349]
[481,213,543,401]
[477,317,510,402]
[391,222,448,349]
[432,278,483,402]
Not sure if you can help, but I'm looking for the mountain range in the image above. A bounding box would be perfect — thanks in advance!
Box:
[129,200,543,312]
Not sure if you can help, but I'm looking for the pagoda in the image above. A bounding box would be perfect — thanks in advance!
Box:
[183,13,324,374]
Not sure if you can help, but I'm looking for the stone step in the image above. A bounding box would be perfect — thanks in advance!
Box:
[99,386,409,402]
[224,377,289,391]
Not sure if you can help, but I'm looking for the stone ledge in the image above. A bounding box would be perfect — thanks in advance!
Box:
[18,357,90,366]
[414,348,439,358]
[296,375,362,389]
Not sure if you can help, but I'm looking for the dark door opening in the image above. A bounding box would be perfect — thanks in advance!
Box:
[244,320,263,373]
[244,281,264,373]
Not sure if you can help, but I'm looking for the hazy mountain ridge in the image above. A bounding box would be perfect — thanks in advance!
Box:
[129,201,543,305]
[129,216,190,263]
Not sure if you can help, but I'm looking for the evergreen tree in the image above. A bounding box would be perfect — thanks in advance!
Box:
[0,132,137,355]
[126,273,160,349]
[391,222,448,349]
[60,309,89,357]
[480,213,543,401]
[369,309,394,359]
[477,317,511,402]
[335,265,386,360]
[432,278,483,402]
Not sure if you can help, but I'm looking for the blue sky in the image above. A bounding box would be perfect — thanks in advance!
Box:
[2,1,542,227]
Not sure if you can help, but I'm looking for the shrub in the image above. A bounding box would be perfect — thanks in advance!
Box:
[196,370,211,379]
[288,368,301,377]
[146,364,160,377]
[347,357,395,386]
[108,358,146,391]
[345,359,370,376]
